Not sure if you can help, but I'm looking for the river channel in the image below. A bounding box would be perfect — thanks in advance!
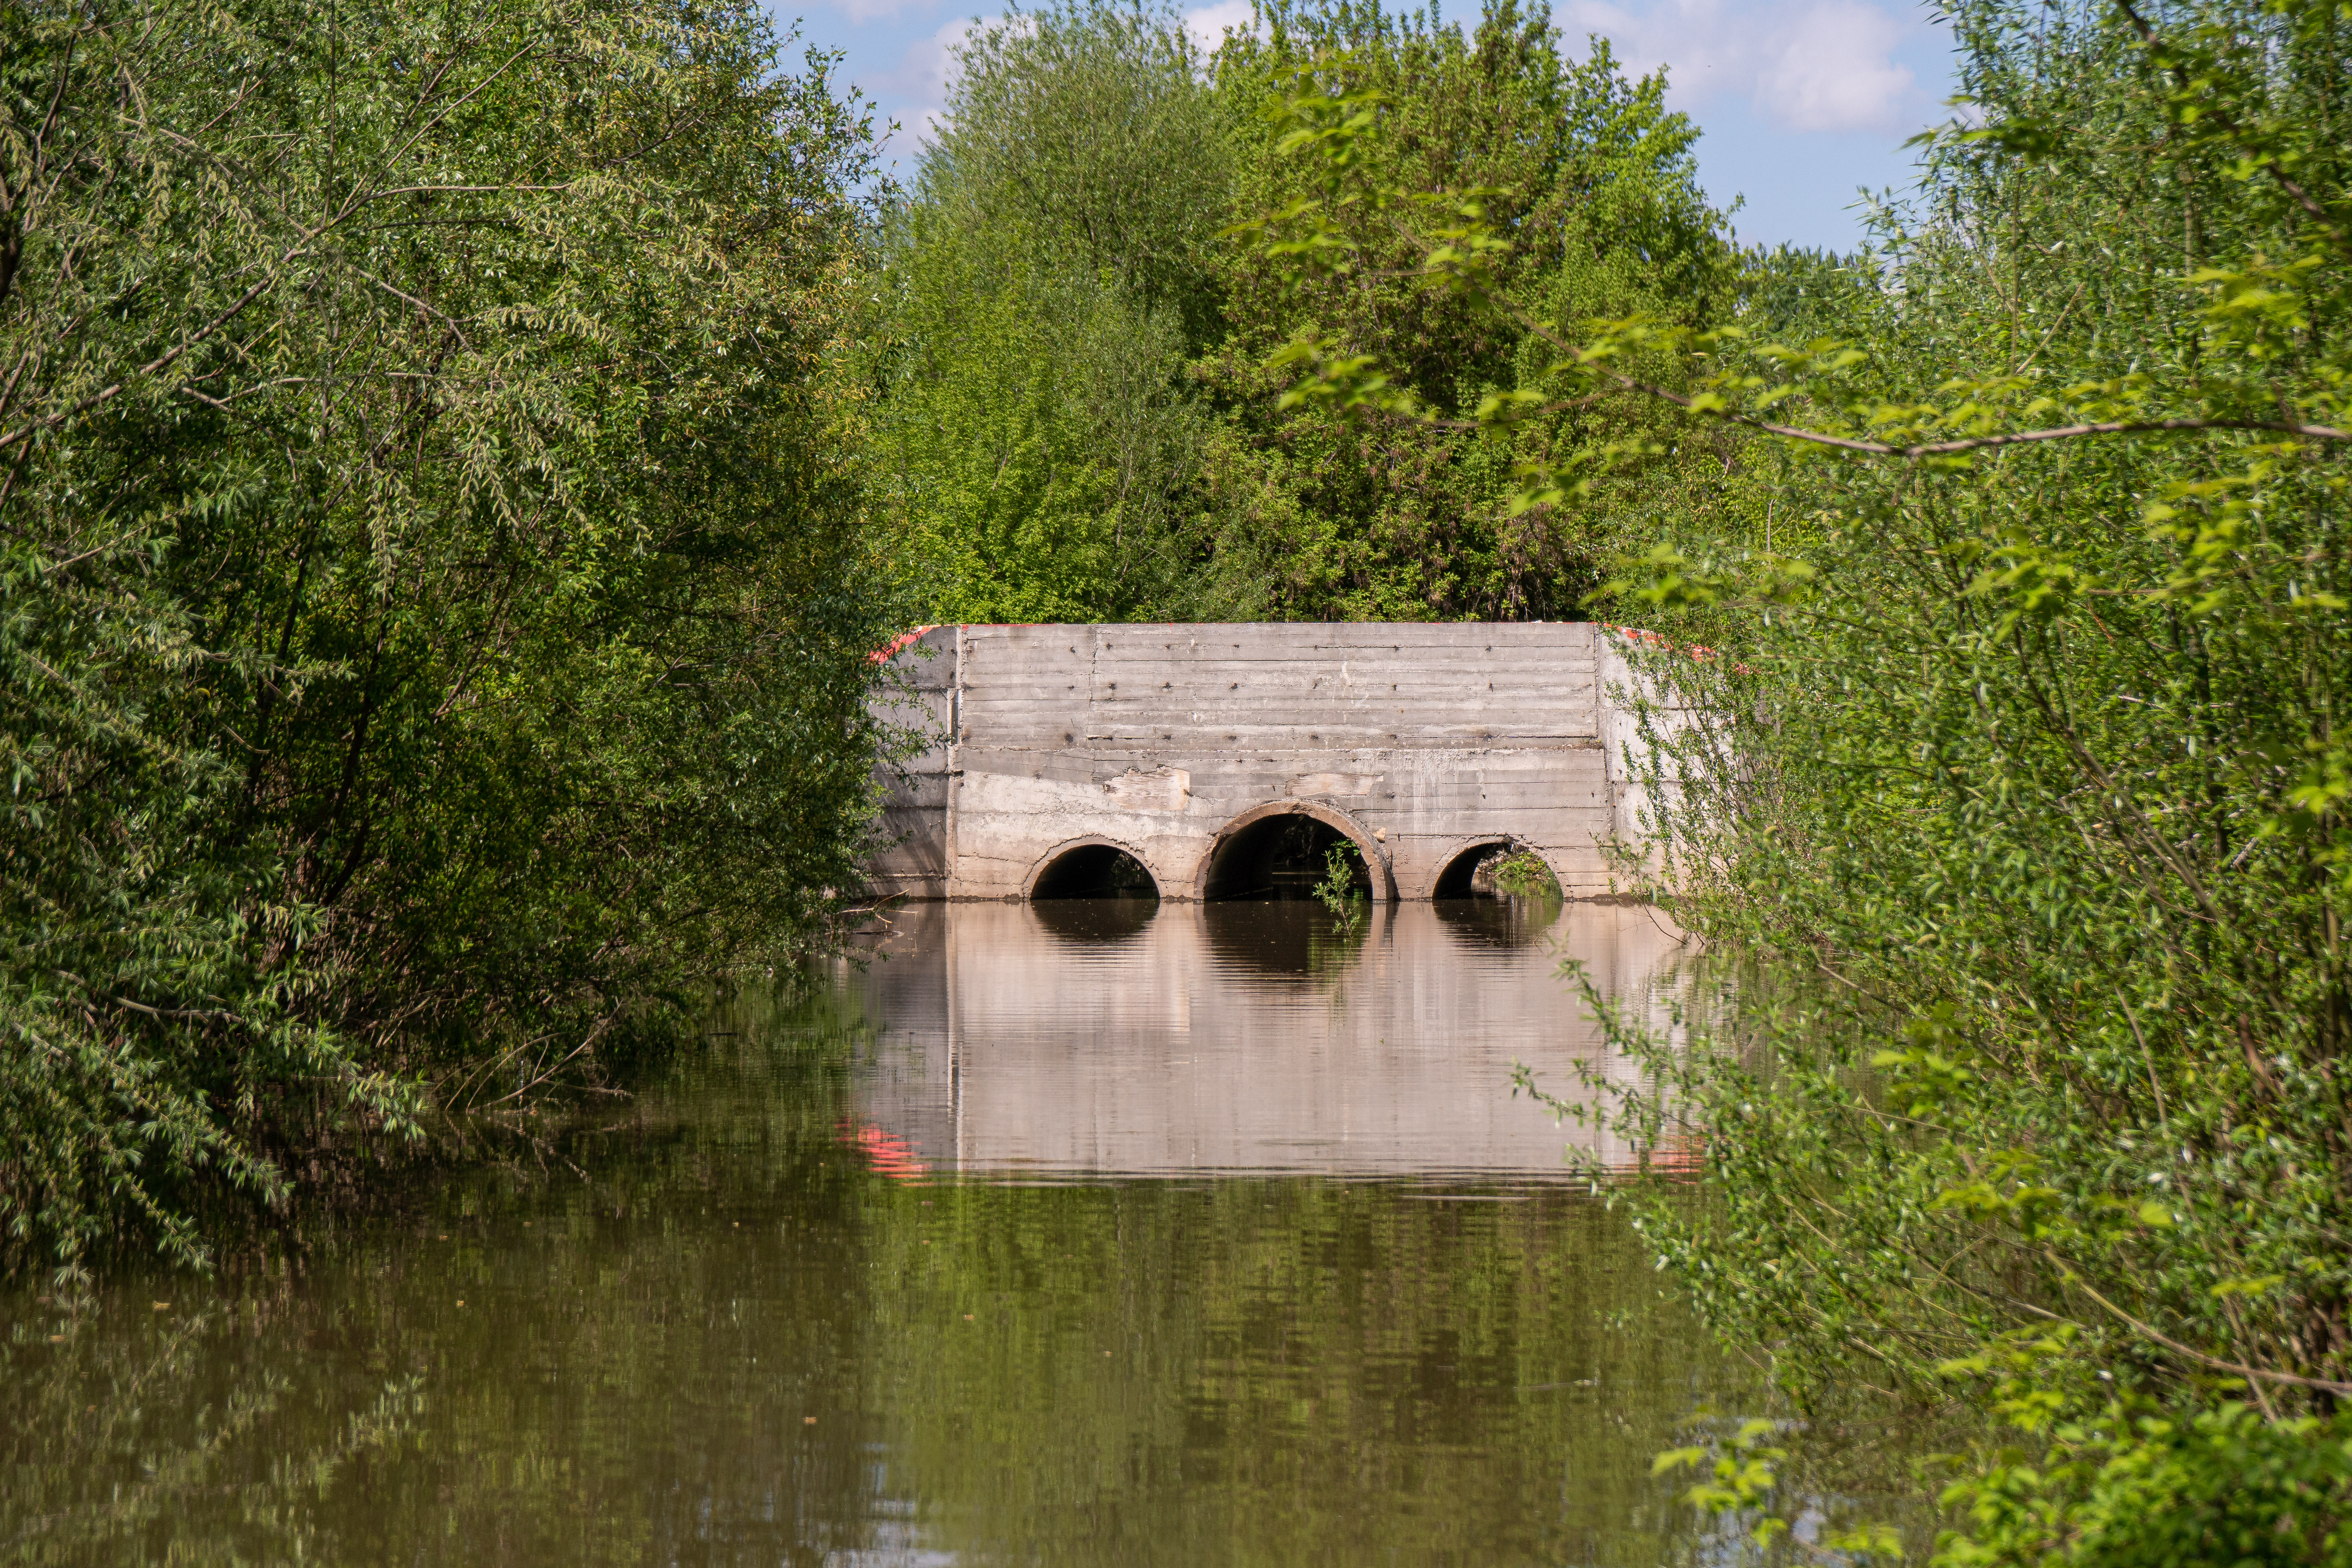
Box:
[4,898,1777,1567]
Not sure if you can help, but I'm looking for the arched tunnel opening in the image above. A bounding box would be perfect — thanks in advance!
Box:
[1432,842,1512,899]
[1030,843,1160,900]
[1432,841,1560,900]
[1203,813,1374,902]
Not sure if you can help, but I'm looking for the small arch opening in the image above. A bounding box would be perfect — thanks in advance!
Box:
[1031,843,1160,901]
[1203,812,1372,902]
[1432,842,1561,900]
[1432,841,1510,899]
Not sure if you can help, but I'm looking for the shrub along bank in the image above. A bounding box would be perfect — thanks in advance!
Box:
[1241,0,2352,1559]
[0,0,902,1276]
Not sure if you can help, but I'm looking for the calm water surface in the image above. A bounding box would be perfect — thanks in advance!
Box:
[4,900,1772,1567]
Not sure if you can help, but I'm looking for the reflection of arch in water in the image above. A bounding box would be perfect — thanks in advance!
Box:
[1028,897,1160,943]
[1194,802,1398,903]
[1026,836,1161,900]
[1434,895,1561,949]
[1202,900,1380,979]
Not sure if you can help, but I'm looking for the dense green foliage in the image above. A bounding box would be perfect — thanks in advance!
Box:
[20,0,2352,1555]
[1621,0,2352,1414]
[1624,0,2352,1558]
[0,0,900,1273]
[1204,0,1739,619]
[1244,0,2352,1558]
[870,4,1229,621]
[868,0,1737,622]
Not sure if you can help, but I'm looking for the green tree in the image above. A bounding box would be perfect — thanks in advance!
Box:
[869,2,1230,622]
[871,0,1743,624]
[1202,0,1742,619]
[1244,0,2352,1555]
[0,0,898,1272]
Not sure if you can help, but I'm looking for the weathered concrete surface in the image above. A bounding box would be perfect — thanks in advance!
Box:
[867,622,1660,902]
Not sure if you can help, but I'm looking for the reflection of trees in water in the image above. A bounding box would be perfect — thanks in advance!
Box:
[2,1014,896,1567]
[2,1306,419,1565]
[864,1178,1784,1568]
[1433,894,1562,949]
[0,979,1929,1568]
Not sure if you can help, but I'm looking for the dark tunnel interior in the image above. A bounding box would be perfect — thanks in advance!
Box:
[1431,842,1510,899]
[1030,843,1160,900]
[1202,815,1374,902]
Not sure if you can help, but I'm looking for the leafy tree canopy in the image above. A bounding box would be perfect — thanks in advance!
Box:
[868,0,1742,622]
[0,0,901,1273]
[1242,0,2352,1557]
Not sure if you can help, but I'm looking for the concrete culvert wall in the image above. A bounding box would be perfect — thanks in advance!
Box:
[867,622,1673,902]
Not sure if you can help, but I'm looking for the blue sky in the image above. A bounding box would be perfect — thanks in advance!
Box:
[773,0,1962,254]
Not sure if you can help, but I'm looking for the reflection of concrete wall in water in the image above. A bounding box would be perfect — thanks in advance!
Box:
[867,623,1684,901]
[842,902,1689,1178]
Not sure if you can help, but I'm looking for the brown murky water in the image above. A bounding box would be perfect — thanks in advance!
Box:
[3,899,1780,1568]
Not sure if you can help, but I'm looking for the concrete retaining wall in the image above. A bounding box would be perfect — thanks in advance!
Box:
[867,622,1665,901]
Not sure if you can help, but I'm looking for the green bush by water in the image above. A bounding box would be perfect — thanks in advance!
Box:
[0,0,902,1274]
[1236,0,2352,1558]
[1313,842,1365,932]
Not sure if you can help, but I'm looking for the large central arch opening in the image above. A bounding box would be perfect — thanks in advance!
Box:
[1030,841,1160,901]
[1202,811,1374,902]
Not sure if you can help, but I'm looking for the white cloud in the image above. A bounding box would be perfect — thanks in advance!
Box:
[1753,2,1914,131]
[1553,0,1919,133]
[874,13,1003,154]
[1183,0,1258,53]
[1555,0,1735,93]
[830,0,935,25]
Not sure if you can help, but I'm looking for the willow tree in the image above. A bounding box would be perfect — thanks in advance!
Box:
[1249,0,2352,1554]
[0,0,897,1272]
[1203,0,1741,620]
[870,1,1230,622]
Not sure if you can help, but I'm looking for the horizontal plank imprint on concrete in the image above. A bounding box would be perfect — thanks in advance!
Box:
[1088,624,1595,644]
[1083,674,1597,697]
[1084,652,1601,674]
[1085,724,1600,745]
